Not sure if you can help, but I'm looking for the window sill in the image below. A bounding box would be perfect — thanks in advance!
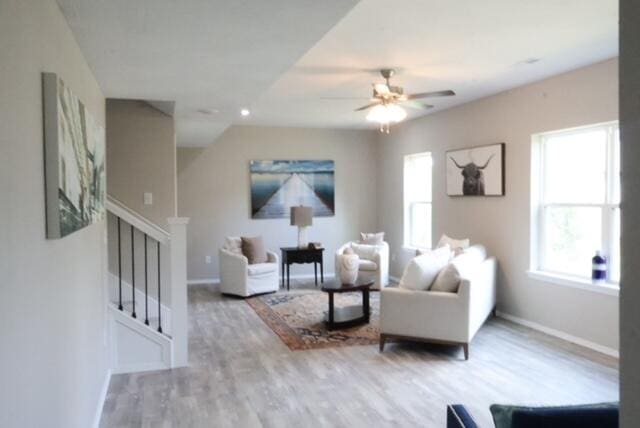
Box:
[526,270,619,297]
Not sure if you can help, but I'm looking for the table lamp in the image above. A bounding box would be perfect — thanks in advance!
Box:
[291,206,313,248]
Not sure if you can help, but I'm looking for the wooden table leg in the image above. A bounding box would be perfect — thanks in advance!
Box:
[314,262,318,286]
[286,263,290,291]
[363,289,370,322]
[320,260,324,283]
[281,259,285,288]
[328,292,334,325]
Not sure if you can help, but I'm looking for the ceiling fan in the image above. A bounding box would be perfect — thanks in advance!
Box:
[354,69,455,133]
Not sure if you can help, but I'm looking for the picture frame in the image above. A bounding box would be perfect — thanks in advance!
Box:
[42,72,106,238]
[249,160,335,219]
[446,143,505,196]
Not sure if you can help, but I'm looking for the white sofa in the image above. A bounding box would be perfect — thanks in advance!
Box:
[380,250,496,359]
[335,241,389,290]
[219,245,279,297]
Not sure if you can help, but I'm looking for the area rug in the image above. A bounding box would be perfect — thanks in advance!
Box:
[247,290,380,350]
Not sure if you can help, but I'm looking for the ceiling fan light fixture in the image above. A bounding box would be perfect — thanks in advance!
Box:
[366,103,407,124]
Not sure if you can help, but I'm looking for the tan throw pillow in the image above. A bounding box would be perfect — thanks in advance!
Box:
[360,232,384,245]
[430,263,461,293]
[241,236,267,264]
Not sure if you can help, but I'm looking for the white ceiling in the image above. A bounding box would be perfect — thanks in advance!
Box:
[57,0,618,146]
[247,0,618,129]
[55,0,360,146]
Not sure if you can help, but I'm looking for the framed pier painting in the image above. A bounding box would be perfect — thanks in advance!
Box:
[250,160,335,219]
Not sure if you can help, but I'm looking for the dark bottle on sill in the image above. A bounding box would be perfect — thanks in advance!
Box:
[592,250,607,284]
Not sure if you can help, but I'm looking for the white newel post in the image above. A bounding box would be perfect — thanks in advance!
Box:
[168,217,189,367]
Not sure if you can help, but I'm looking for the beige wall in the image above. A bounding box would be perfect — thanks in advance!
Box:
[177,126,378,281]
[376,59,619,351]
[620,0,640,424]
[0,0,108,426]
[107,99,177,228]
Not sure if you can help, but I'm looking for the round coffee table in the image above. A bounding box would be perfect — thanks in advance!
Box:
[321,275,374,330]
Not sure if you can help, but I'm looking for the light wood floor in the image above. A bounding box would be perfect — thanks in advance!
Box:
[100,281,619,427]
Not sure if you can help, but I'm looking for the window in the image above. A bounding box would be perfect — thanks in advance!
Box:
[404,152,432,248]
[531,122,620,285]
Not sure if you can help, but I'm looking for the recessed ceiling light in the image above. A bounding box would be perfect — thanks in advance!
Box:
[240,108,250,117]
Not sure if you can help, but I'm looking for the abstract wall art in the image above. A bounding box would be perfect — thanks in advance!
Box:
[250,160,335,219]
[42,72,106,238]
[446,143,505,196]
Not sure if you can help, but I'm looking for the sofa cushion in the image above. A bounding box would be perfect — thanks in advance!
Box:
[350,243,380,261]
[247,262,278,276]
[490,402,618,428]
[358,259,378,271]
[360,232,384,245]
[459,244,487,263]
[451,245,487,279]
[399,245,451,290]
[437,234,470,255]
[224,236,243,255]
[431,263,461,293]
[241,236,268,264]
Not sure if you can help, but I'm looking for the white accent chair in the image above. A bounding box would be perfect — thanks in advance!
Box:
[335,241,390,290]
[219,243,279,297]
[380,253,497,359]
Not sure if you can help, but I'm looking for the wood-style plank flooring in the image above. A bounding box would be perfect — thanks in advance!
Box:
[100,281,619,427]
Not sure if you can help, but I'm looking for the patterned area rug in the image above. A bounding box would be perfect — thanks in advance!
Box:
[247,290,380,350]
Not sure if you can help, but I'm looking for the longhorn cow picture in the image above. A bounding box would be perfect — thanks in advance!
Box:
[446,143,505,196]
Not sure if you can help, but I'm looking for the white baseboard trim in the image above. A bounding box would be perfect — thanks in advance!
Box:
[496,310,619,359]
[188,272,336,286]
[92,368,112,428]
[188,278,219,285]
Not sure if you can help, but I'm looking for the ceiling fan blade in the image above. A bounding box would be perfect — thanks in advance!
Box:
[354,101,381,112]
[407,89,455,99]
[401,100,434,110]
[320,96,373,100]
[374,83,390,95]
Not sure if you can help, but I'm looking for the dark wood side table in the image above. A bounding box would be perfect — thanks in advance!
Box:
[280,247,324,290]
[321,275,374,330]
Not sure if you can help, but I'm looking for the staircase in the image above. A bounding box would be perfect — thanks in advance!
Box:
[106,196,189,374]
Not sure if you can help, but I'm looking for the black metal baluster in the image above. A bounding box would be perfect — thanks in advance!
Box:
[131,225,136,319]
[117,217,123,311]
[157,241,162,334]
[144,234,149,326]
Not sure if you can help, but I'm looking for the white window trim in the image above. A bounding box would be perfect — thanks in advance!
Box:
[526,270,619,297]
[403,152,432,250]
[530,121,620,294]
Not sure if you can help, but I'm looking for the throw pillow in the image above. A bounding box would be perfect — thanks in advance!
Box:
[430,263,461,293]
[437,234,470,254]
[224,236,243,255]
[399,245,451,290]
[490,403,619,428]
[241,236,268,264]
[360,232,385,245]
[350,243,380,261]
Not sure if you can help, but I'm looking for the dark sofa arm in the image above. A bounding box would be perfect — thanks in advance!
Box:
[447,405,480,428]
